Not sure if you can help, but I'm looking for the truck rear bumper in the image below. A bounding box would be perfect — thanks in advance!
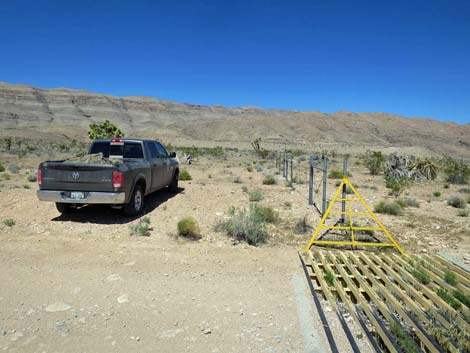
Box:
[37,190,126,204]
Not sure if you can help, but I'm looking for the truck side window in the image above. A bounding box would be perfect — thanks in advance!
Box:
[123,143,144,159]
[148,142,159,159]
[156,142,168,157]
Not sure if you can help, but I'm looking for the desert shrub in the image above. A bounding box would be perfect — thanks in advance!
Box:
[374,200,403,215]
[447,196,466,209]
[344,185,353,194]
[1,173,10,180]
[364,151,384,175]
[444,270,457,286]
[389,320,420,353]
[246,166,253,172]
[129,217,151,236]
[444,159,470,185]
[437,288,461,310]
[88,119,124,139]
[328,169,349,179]
[262,175,276,185]
[23,184,31,189]
[411,157,438,180]
[324,270,334,286]
[0,163,4,172]
[292,176,305,184]
[444,184,450,189]
[177,217,201,239]
[233,176,242,184]
[248,190,263,202]
[179,169,192,181]
[385,177,410,197]
[241,185,248,193]
[352,222,374,237]
[284,180,293,188]
[252,204,278,223]
[255,164,263,172]
[294,216,309,234]
[452,289,470,308]
[216,206,268,245]
[2,218,15,227]
[27,174,37,182]
[433,191,441,197]
[459,187,470,194]
[457,209,469,217]
[7,164,19,174]
[410,267,430,285]
[398,198,419,208]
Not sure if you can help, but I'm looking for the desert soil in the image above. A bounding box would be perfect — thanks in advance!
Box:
[0,151,469,353]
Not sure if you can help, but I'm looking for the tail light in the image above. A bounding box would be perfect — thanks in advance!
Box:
[37,168,42,186]
[112,171,124,188]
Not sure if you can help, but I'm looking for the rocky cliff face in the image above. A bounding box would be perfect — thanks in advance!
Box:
[0,82,469,157]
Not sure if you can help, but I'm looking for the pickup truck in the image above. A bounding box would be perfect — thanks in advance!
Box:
[37,138,179,216]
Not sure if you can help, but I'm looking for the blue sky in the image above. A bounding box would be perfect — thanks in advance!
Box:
[0,0,469,124]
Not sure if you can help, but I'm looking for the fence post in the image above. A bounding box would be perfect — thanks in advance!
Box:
[322,155,328,215]
[309,156,314,206]
[341,159,348,223]
[290,155,293,183]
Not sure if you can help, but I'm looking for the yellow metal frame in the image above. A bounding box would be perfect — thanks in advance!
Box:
[304,176,404,254]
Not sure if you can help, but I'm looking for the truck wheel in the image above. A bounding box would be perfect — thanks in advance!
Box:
[124,185,145,216]
[56,203,74,214]
[168,172,179,193]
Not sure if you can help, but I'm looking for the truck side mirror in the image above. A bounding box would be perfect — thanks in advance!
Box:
[169,151,176,158]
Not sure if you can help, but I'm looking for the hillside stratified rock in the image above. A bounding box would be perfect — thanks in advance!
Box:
[0,82,469,157]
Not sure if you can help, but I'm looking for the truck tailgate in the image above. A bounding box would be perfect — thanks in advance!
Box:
[40,162,116,192]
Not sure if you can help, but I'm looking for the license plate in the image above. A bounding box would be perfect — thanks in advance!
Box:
[70,192,85,200]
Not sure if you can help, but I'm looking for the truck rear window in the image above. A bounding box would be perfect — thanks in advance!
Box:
[90,141,144,159]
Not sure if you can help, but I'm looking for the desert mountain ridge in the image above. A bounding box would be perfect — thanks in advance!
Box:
[0,81,469,157]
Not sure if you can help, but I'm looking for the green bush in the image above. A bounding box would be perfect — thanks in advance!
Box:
[255,164,263,172]
[2,218,15,227]
[241,185,248,193]
[88,119,124,139]
[27,174,37,182]
[129,217,151,236]
[177,217,201,239]
[374,200,403,215]
[452,289,470,308]
[433,191,441,197]
[216,205,268,245]
[389,320,420,353]
[437,288,461,310]
[179,169,192,181]
[324,270,334,286]
[447,196,466,208]
[328,169,349,179]
[444,159,470,185]
[364,151,384,175]
[385,177,410,197]
[0,163,4,172]
[457,209,469,217]
[1,173,10,180]
[398,198,419,208]
[248,190,264,202]
[262,175,276,185]
[411,268,430,285]
[252,204,278,223]
[444,270,457,286]
[246,166,253,172]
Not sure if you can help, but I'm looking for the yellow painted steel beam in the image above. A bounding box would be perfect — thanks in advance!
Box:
[320,225,383,231]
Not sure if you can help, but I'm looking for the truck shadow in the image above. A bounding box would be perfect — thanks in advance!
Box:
[51,187,185,225]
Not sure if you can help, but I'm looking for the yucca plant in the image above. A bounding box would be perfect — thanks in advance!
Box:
[410,158,438,180]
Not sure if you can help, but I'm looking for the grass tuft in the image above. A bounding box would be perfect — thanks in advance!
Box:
[179,169,192,181]
[177,216,201,239]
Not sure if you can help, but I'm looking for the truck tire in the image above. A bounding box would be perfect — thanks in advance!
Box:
[56,202,74,214]
[168,171,179,194]
[124,184,145,216]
